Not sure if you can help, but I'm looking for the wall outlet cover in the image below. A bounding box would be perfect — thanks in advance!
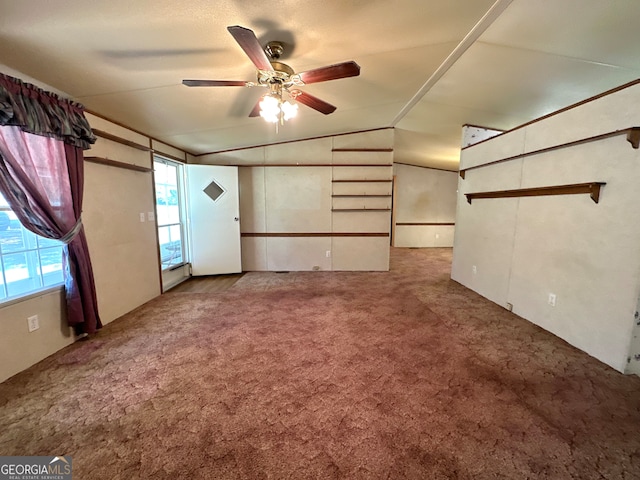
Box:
[27,315,40,332]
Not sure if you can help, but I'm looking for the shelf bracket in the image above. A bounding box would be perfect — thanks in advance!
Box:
[627,127,640,149]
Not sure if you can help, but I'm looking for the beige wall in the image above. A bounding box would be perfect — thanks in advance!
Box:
[0,290,72,383]
[197,129,394,271]
[392,163,458,247]
[452,82,640,373]
[83,115,161,322]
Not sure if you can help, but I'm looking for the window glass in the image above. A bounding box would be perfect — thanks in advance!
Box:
[154,158,185,270]
[0,193,64,302]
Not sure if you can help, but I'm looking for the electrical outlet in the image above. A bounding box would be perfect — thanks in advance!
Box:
[147,211,155,222]
[548,293,557,307]
[435,233,440,239]
[472,265,477,275]
[27,315,40,332]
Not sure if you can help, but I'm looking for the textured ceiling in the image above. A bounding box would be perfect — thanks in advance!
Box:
[1,0,639,170]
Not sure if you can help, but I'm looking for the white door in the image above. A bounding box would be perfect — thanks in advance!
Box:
[186,165,241,275]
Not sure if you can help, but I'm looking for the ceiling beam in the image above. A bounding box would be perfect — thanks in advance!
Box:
[390,0,514,127]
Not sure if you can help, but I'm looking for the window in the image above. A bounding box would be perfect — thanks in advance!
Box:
[0,193,64,302]
[154,158,185,270]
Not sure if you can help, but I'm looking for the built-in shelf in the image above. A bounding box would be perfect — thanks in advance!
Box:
[465,182,606,204]
[331,194,391,198]
[332,179,392,183]
[92,129,152,152]
[85,156,153,173]
[332,208,391,212]
[332,148,393,152]
[460,127,640,179]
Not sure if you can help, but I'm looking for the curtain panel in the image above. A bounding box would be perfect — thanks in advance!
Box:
[0,73,100,334]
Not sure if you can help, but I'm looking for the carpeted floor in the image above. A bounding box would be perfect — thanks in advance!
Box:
[1,248,639,479]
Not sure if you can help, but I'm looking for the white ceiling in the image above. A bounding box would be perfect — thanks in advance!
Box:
[1,0,639,170]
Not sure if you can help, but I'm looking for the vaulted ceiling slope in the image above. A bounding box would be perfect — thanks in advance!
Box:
[1,0,639,170]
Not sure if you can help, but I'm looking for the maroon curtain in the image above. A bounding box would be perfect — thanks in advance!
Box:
[0,73,100,334]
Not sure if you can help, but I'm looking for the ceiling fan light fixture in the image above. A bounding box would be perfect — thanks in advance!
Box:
[281,100,298,121]
[258,94,298,124]
[259,94,281,123]
[258,81,298,126]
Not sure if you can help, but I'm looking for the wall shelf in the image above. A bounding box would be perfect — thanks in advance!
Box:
[92,129,152,152]
[465,182,606,204]
[460,127,640,179]
[85,156,153,173]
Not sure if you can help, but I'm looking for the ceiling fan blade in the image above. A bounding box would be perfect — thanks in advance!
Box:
[296,61,360,85]
[183,79,248,87]
[248,100,261,117]
[227,25,274,71]
[290,89,336,115]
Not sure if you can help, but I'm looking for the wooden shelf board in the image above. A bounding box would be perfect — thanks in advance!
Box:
[92,129,152,152]
[460,127,639,179]
[465,182,606,204]
[85,156,152,173]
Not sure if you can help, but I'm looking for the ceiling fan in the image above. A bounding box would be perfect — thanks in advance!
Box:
[182,25,360,121]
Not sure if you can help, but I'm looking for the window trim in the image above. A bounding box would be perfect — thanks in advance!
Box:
[0,284,63,309]
[153,156,187,272]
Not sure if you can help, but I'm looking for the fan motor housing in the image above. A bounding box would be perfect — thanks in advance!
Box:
[270,61,294,76]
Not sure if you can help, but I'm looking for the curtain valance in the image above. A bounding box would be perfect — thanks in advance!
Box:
[0,73,95,150]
